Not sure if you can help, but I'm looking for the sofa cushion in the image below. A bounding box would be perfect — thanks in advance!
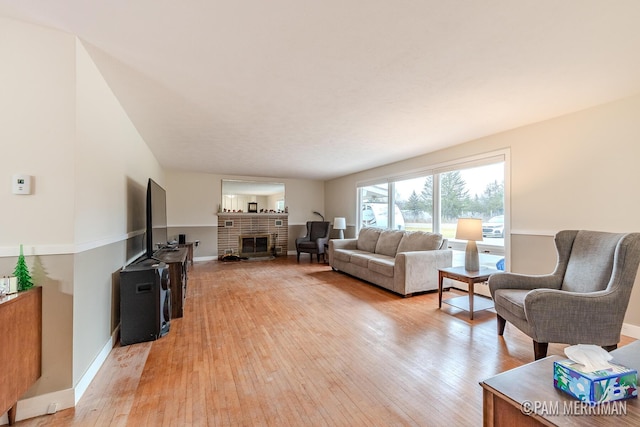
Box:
[397,231,443,253]
[368,256,395,277]
[350,252,376,268]
[333,249,368,263]
[374,230,405,257]
[356,227,383,252]
[492,289,528,321]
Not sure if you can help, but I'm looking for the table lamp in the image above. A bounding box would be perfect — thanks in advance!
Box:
[455,218,483,271]
[333,217,346,239]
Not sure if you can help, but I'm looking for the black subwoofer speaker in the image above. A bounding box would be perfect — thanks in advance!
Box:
[120,262,171,346]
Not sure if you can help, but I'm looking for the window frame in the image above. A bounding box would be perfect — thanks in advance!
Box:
[356,149,510,269]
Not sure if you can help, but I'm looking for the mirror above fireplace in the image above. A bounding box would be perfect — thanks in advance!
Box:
[221,179,285,213]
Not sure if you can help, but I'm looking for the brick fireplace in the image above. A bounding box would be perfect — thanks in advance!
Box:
[217,213,288,258]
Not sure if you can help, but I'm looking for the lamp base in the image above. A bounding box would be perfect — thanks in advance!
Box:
[338,230,344,239]
[464,240,479,271]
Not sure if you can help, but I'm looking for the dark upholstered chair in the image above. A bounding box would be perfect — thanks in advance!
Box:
[489,230,640,360]
[296,221,330,262]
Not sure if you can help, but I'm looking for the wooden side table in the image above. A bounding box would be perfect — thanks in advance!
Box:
[154,247,188,318]
[178,242,194,269]
[438,266,495,320]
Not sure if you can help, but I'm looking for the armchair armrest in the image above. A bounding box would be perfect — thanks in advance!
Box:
[317,235,330,248]
[295,236,309,244]
[488,272,562,296]
[524,288,625,345]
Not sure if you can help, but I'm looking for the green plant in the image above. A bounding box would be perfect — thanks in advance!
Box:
[13,244,33,291]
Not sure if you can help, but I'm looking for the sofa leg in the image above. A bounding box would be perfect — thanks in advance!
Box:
[602,344,618,352]
[496,314,506,336]
[533,341,548,360]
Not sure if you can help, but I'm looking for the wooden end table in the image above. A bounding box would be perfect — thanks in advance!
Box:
[438,266,495,320]
[178,242,194,269]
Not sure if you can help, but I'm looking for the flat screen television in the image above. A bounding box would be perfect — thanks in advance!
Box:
[146,178,168,257]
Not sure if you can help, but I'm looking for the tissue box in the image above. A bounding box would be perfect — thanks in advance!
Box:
[554,359,638,404]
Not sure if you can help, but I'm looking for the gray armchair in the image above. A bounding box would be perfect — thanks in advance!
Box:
[296,221,331,262]
[489,230,640,360]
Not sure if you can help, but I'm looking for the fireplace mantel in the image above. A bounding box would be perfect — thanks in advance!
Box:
[217,212,288,218]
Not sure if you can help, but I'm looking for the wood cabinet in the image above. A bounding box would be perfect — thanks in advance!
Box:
[0,287,42,425]
[177,242,194,269]
[154,248,188,318]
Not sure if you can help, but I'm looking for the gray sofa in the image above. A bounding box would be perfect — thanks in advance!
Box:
[329,227,452,296]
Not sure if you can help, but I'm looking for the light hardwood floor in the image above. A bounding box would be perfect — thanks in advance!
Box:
[17,256,634,426]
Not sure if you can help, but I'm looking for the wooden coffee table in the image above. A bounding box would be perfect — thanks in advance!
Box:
[438,266,496,320]
[481,340,640,426]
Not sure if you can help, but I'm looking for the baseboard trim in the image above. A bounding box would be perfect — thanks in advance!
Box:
[622,323,640,340]
[194,255,217,262]
[1,329,119,425]
[74,329,119,404]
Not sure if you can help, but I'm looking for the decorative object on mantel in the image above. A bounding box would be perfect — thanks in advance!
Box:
[221,209,286,214]
[14,244,34,291]
[455,218,483,271]
[333,217,346,239]
[248,202,258,213]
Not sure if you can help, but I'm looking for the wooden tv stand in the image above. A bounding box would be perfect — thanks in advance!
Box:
[154,247,188,318]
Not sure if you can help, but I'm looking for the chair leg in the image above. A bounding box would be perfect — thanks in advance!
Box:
[496,315,506,336]
[297,252,300,262]
[602,344,618,352]
[533,341,548,360]
[317,253,320,262]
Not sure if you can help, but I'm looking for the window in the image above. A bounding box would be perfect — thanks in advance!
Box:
[394,176,433,232]
[357,152,508,268]
[359,183,391,229]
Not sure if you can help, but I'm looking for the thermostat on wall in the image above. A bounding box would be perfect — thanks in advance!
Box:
[12,174,32,195]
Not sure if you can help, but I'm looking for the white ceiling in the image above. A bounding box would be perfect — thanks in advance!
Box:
[2,1,640,180]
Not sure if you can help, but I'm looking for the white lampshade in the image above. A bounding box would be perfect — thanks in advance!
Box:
[333,217,346,239]
[455,218,483,241]
[456,218,483,271]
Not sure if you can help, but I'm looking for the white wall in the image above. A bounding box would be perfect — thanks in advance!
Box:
[325,93,640,329]
[0,18,76,252]
[73,39,164,386]
[75,40,163,247]
[1,17,164,421]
